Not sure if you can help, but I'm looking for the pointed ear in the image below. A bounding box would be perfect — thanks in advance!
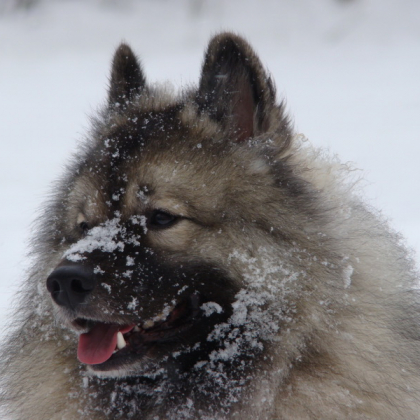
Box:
[197,33,276,142]
[108,43,146,110]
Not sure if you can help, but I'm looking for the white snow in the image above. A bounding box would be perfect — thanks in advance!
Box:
[63,217,126,260]
[127,296,139,311]
[343,264,354,288]
[0,0,419,336]
[201,301,223,317]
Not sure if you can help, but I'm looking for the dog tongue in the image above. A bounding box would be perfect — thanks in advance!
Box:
[78,323,120,365]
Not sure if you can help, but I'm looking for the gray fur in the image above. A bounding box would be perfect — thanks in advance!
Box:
[1,32,419,420]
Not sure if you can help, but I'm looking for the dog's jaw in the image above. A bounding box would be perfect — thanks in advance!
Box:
[63,293,217,377]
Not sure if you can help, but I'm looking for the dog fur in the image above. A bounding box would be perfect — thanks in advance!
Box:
[1,32,420,420]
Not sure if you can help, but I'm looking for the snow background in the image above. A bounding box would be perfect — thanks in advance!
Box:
[0,0,419,324]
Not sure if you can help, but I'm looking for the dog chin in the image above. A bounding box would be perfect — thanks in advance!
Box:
[86,359,157,379]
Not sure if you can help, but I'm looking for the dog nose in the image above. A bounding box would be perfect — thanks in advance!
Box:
[46,265,95,311]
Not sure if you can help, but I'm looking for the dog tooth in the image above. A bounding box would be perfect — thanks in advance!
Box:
[133,326,140,332]
[143,320,155,329]
[117,332,126,350]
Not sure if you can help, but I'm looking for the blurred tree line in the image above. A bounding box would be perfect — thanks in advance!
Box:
[2,0,355,14]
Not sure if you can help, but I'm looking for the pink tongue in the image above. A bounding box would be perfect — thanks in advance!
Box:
[78,323,120,365]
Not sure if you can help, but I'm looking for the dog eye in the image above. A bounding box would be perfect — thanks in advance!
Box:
[149,210,178,229]
[79,221,90,234]
[76,213,90,235]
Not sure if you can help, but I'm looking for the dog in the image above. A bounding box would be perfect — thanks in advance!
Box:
[1,32,420,419]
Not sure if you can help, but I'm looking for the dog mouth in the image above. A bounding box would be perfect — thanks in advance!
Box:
[73,294,203,368]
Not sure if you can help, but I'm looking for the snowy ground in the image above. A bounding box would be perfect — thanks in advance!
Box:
[0,0,419,322]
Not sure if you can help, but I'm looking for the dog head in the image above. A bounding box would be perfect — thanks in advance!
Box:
[45,33,306,378]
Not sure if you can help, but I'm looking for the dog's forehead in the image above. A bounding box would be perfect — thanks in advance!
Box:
[71,99,274,220]
[126,148,222,204]
[96,102,216,165]
[103,105,223,184]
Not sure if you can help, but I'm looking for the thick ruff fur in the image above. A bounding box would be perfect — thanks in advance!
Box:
[1,33,419,420]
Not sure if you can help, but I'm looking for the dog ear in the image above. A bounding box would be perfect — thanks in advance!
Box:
[108,43,146,110]
[197,33,276,142]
